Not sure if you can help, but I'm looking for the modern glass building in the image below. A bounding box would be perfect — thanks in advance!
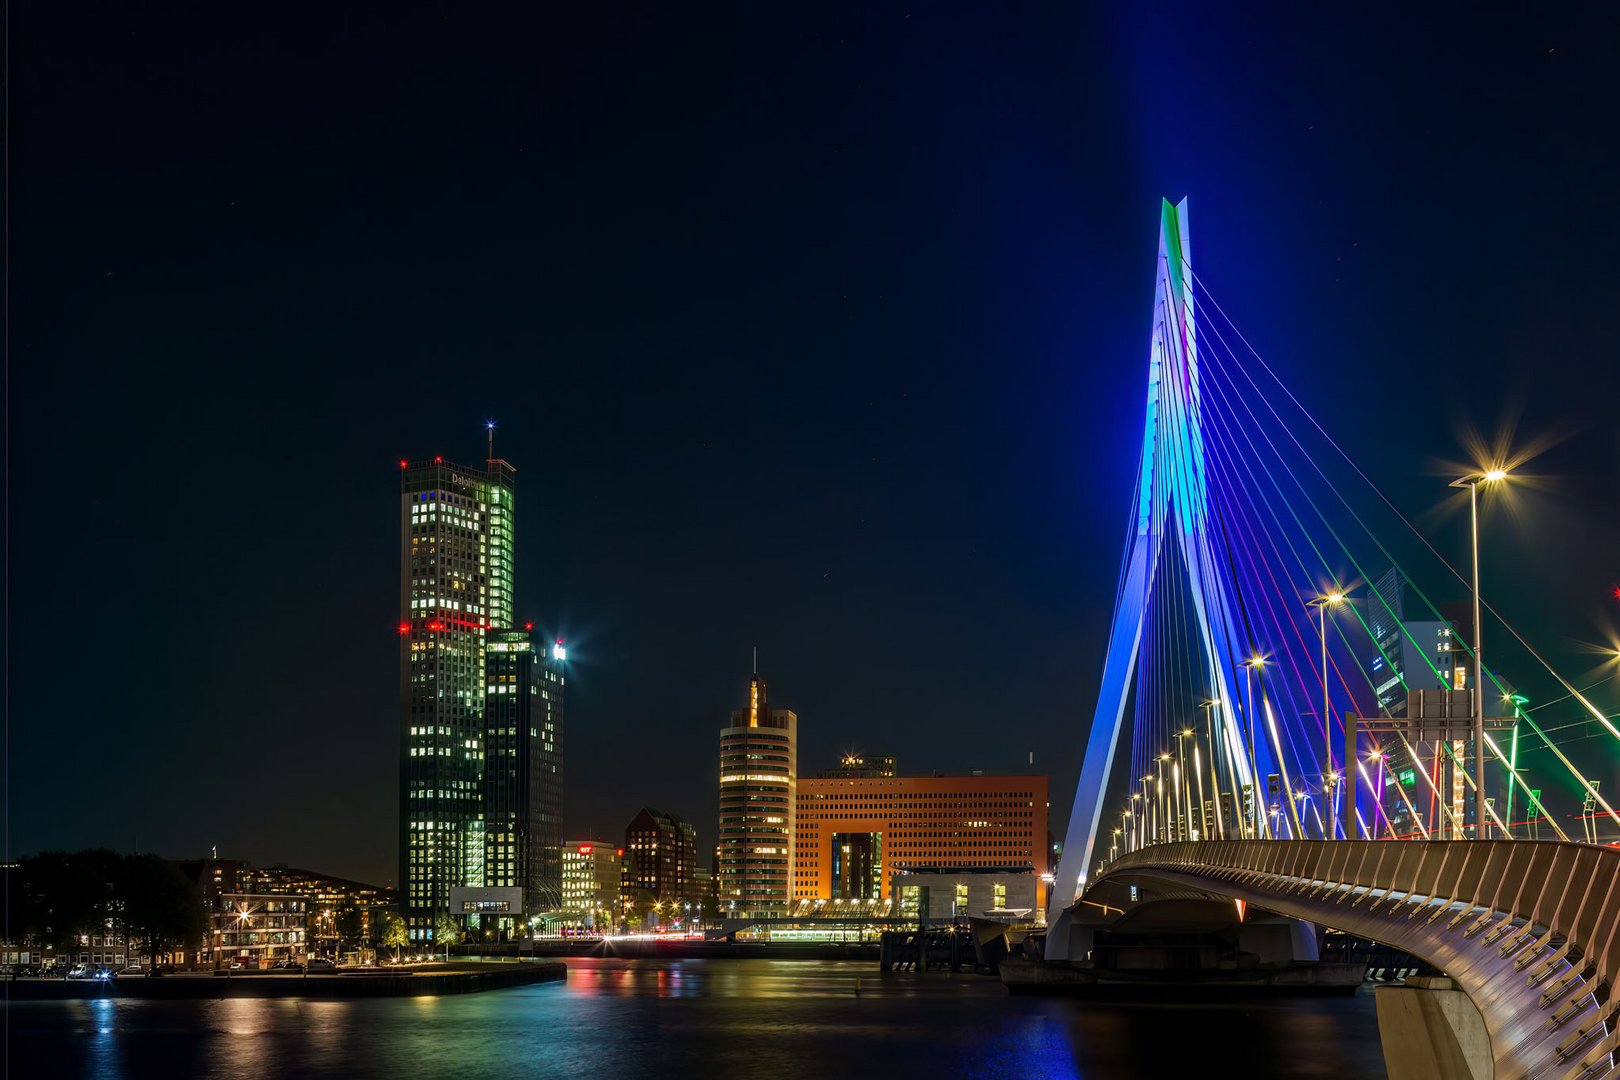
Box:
[716,672,796,917]
[398,456,516,941]
[483,629,566,924]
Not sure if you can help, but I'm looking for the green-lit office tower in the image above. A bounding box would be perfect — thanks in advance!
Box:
[398,455,516,941]
[483,629,566,919]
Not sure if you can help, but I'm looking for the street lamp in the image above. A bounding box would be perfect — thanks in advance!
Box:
[1365,750,1386,838]
[1197,699,1227,839]
[1156,754,1172,843]
[1501,692,1529,838]
[1307,590,1348,838]
[1175,729,1197,840]
[1450,467,1508,838]
[1241,658,1268,837]
[1140,775,1155,843]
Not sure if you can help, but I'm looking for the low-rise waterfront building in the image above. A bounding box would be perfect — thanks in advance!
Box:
[795,768,1049,911]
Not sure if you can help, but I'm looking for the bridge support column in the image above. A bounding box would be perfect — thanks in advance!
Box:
[1374,977,1491,1080]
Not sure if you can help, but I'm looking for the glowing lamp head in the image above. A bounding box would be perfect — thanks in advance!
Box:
[1327,592,1346,604]
[1483,468,1507,482]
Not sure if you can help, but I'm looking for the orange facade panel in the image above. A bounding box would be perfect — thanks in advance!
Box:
[794,774,1048,906]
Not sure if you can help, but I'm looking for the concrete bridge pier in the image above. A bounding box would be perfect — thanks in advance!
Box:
[1374,976,1492,1080]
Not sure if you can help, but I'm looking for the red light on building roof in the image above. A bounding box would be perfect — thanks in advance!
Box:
[398,459,408,469]
[556,638,564,647]
[434,455,443,463]
[524,621,534,632]
[397,622,411,635]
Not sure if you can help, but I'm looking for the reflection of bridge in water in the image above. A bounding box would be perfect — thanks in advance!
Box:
[1045,200,1620,1079]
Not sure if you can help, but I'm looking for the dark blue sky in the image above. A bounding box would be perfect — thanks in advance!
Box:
[11,3,1619,884]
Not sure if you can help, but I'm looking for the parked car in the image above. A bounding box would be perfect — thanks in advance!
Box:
[153,963,176,976]
[306,957,336,971]
[120,965,147,976]
[67,964,90,979]
[270,958,303,971]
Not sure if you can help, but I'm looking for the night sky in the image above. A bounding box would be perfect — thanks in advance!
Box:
[12,3,1620,886]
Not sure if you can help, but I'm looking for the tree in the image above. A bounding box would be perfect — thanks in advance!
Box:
[118,854,207,967]
[334,903,366,951]
[380,912,408,959]
[434,912,462,950]
[12,850,125,956]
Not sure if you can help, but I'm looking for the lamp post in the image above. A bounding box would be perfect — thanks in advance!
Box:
[1156,754,1172,842]
[1502,692,1528,839]
[1192,702,1224,841]
[1449,468,1507,838]
[1242,658,1267,837]
[1366,750,1385,838]
[1307,591,1347,838]
[1140,775,1155,843]
[1175,729,1196,840]
[1123,806,1135,853]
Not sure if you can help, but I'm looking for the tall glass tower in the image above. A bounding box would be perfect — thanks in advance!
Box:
[398,456,516,940]
[483,628,565,923]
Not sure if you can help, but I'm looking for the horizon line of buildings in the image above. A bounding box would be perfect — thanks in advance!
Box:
[396,443,1053,939]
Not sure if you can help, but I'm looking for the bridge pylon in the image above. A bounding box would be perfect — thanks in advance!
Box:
[1048,198,1259,956]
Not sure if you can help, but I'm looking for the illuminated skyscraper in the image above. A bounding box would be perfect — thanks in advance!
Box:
[483,628,565,922]
[716,670,796,918]
[398,454,516,941]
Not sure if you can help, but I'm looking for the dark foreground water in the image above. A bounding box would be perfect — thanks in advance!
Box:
[7,959,1388,1079]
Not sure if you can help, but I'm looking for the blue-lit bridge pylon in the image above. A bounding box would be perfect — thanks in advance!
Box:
[1048,197,1263,950]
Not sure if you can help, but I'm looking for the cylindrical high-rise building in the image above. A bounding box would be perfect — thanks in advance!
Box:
[717,671,796,918]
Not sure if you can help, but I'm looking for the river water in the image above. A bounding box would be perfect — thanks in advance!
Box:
[7,958,1388,1078]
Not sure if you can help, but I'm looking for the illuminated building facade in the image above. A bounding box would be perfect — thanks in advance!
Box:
[210,893,307,968]
[484,629,565,922]
[717,672,796,917]
[562,839,622,929]
[795,771,1048,911]
[398,455,516,941]
[621,808,700,920]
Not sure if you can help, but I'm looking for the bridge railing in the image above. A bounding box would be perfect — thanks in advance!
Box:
[1098,840,1620,1080]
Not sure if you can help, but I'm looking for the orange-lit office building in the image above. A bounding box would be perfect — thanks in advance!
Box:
[794,766,1049,910]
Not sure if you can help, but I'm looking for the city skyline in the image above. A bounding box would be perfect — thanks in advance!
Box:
[11,5,1620,888]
